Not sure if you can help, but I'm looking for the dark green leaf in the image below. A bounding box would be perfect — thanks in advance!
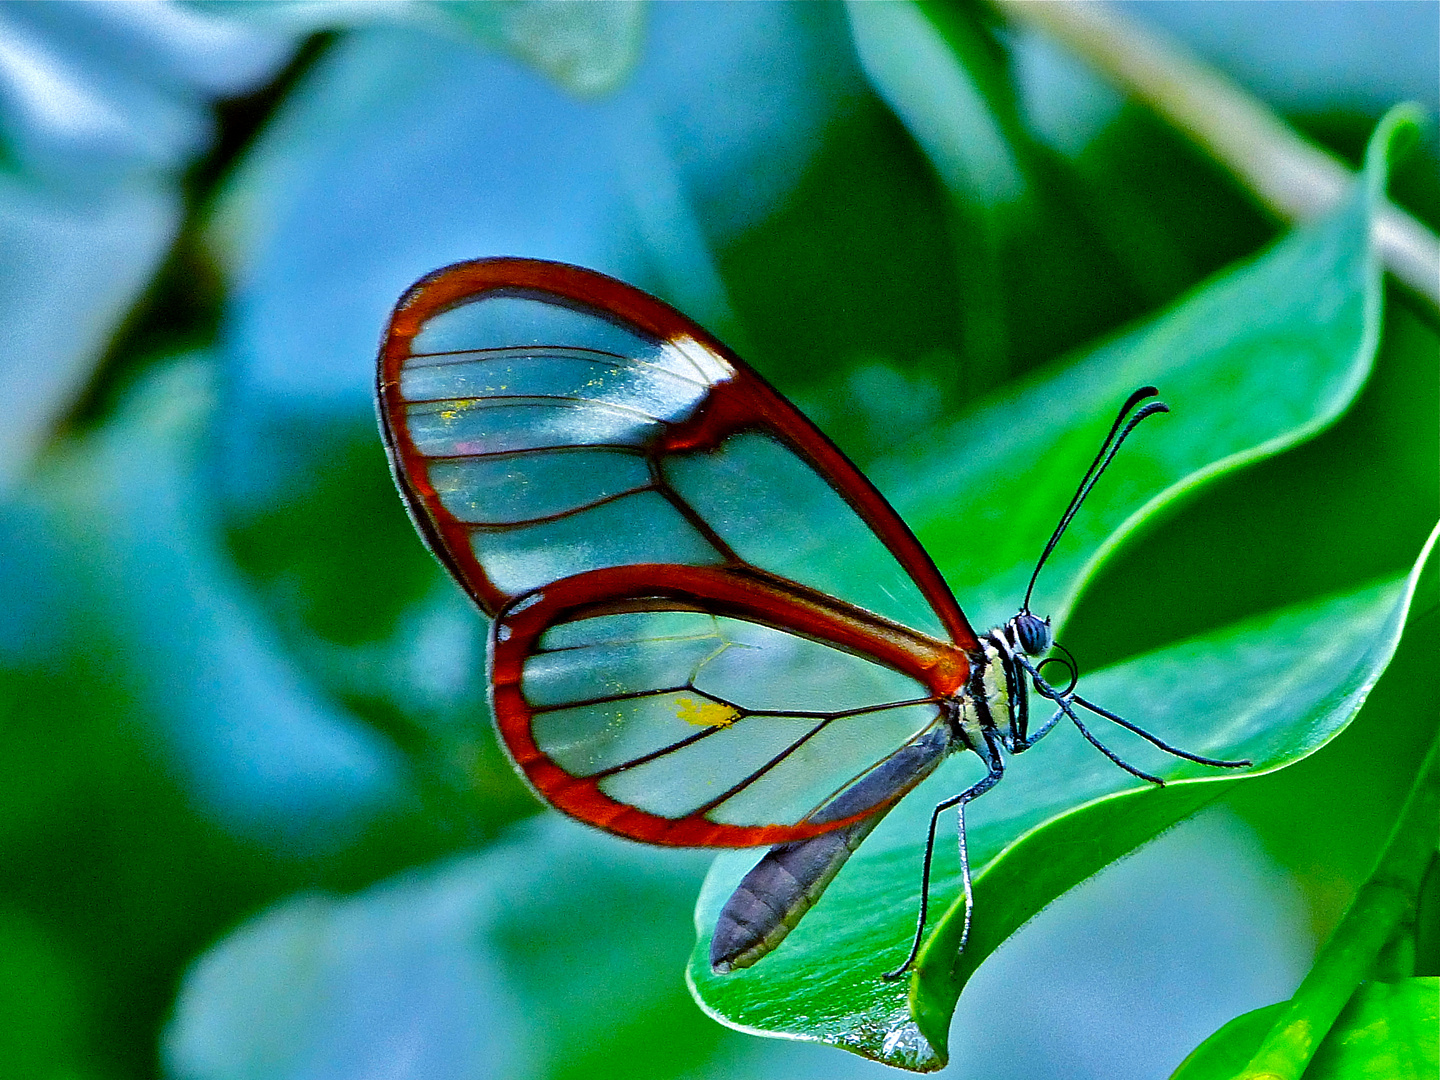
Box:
[1170,1001,1287,1080]
[1305,978,1440,1080]
[687,111,1421,1070]
[1171,980,1440,1080]
[690,544,1434,1070]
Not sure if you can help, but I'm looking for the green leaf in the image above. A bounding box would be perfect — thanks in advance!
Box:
[915,528,1437,1054]
[1170,1001,1289,1080]
[690,542,1435,1070]
[1222,695,1440,1079]
[1305,978,1440,1080]
[192,1,645,98]
[434,0,645,97]
[686,110,1421,1070]
[1172,980,1440,1080]
[845,0,1026,210]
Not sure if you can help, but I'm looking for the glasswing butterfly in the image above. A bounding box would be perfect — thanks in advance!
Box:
[376,257,1249,978]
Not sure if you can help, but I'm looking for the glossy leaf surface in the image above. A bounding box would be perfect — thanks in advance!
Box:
[691,543,1435,1069]
[688,113,1419,1069]
[1171,979,1440,1080]
[1302,978,1439,1080]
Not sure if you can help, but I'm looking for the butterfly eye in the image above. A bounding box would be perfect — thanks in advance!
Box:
[1013,613,1052,656]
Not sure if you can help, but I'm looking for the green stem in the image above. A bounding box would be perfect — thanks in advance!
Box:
[1237,722,1440,1080]
[989,0,1440,317]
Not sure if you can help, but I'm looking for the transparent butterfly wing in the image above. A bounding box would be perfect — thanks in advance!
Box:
[492,571,955,843]
[378,258,977,844]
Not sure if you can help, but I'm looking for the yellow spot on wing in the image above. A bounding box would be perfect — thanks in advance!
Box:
[676,697,739,728]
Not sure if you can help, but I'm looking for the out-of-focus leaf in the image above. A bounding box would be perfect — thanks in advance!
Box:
[0,351,532,1078]
[162,817,885,1080]
[845,0,1025,210]
[685,112,1418,1070]
[0,2,294,490]
[41,358,406,851]
[1305,978,1440,1080]
[1172,979,1439,1080]
[0,912,94,1079]
[0,180,177,489]
[435,0,644,97]
[164,855,536,1080]
[842,0,1020,377]
[0,3,290,182]
[843,0,1268,390]
[201,1,645,98]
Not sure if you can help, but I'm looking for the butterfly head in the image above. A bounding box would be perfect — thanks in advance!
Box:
[1010,611,1053,657]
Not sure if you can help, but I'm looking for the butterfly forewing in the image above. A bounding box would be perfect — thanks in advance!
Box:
[378,258,977,845]
[662,431,949,637]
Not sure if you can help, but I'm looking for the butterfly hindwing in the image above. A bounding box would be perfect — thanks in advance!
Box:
[493,574,948,845]
[377,258,976,844]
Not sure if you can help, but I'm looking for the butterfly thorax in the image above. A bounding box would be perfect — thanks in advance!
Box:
[947,614,1050,757]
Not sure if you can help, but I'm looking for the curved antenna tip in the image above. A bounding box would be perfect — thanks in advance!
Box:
[1021,387,1169,611]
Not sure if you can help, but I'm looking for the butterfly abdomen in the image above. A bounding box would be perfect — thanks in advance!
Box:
[710,727,953,973]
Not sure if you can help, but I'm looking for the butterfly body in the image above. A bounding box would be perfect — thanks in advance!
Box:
[377,257,1248,980]
[710,616,1045,973]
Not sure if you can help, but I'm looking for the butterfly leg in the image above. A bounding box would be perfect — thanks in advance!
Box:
[883,733,1004,980]
[1013,655,1251,774]
[1072,693,1251,769]
[1014,701,1066,751]
[1016,656,1165,785]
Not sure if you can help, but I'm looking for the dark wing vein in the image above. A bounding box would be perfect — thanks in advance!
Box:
[404,395,674,426]
[646,453,742,564]
[528,683,694,714]
[692,716,836,817]
[728,696,939,722]
[406,345,712,390]
[585,721,736,781]
[461,483,657,529]
[532,628,727,656]
[414,442,648,462]
[409,344,638,364]
[562,691,939,791]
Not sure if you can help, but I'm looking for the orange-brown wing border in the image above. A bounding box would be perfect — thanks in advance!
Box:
[376,257,979,650]
[489,562,969,847]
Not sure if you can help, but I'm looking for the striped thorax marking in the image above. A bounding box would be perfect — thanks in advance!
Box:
[949,629,1027,753]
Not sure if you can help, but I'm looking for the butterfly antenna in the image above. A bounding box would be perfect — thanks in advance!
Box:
[1021,387,1169,613]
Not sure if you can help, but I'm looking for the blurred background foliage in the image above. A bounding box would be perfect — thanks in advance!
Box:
[0,2,1435,1079]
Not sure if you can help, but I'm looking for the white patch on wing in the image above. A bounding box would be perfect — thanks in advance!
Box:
[661,334,733,386]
